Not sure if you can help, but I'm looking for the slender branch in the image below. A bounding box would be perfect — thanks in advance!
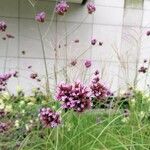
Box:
[4,40,9,73]
[65,19,68,83]
[54,17,58,86]
[37,22,51,96]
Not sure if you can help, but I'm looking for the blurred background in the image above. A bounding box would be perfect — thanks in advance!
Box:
[0,0,150,94]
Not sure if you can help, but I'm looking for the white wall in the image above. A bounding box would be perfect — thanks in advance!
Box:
[0,0,150,94]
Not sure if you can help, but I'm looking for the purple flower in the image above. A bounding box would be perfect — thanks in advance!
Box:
[28,65,32,69]
[74,39,79,43]
[91,38,97,45]
[84,60,92,68]
[13,71,19,78]
[0,122,9,133]
[99,42,103,46]
[71,60,77,66]
[87,2,96,14]
[0,72,12,92]
[90,71,111,100]
[0,21,7,32]
[56,81,91,112]
[55,1,69,15]
[30,73,38,79]
[144,59,147,63]
[146,31,150,36]
[39,108,61,128]
[94,70,99,75]
[138,66,148,73]
[35,12,46,23]
[0,109,6,118]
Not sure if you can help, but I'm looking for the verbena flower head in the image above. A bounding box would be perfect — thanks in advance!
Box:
[138,66,148,73]
[0,109,6,117]
[84,60,92,68]
[30,73,38,79]
[146,31,150,36]
[94,70,99,75]
[144,59,147,63]
[0,21,7,32]
[99,41,103,46]
[35,12,46,23]
[56,81,91,112]
[39,108,61,128]
[87,2,96,14]
[0,122,9,133]
[71,60,77,66]
[13,71,19,78]
[91,38,97,45]
[74,39,79,43]
[0,72,12,91]
[90,70,111,100]
[28,65,32,69]
[55,0,69,15]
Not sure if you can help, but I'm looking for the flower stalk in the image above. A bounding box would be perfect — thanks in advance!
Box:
[37,23,51,97]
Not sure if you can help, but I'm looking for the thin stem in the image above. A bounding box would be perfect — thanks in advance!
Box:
[55,127,59,150]
[4,40,9,73]
[65,19,68,83]
[28,0,51,96]
[54,18,58,86]
[37,23,50,96]
[144,59,150,90]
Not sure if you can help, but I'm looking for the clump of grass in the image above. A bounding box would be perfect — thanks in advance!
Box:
[0,89,149,150]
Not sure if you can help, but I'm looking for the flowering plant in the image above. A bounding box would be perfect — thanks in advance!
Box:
[56,81,91,112]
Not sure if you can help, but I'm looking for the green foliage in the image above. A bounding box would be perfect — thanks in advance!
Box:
[0,89,150,150]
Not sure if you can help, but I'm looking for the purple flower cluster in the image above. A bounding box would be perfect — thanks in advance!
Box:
[99,42,103,46]
[30,73,41,82]
[74,39,79,43]
[0,122,9,133]
[147,31,150,36]
[56,81,91,112]
[13,71,19,78]
[39,108,61,128]
[0,109,6,117]
[138,60,149,74]
[138,66,148,73]
[90,71,111,100]
[30,73,38,79]
[0,72,12,91]
[0,21,7,32]
[71,60,77,66]
[35,12,46,23]
[55,1,69,15]
[138,59,149,74]
[91,38,97,45]
[87,2,96,14]
[85,60,92,68]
